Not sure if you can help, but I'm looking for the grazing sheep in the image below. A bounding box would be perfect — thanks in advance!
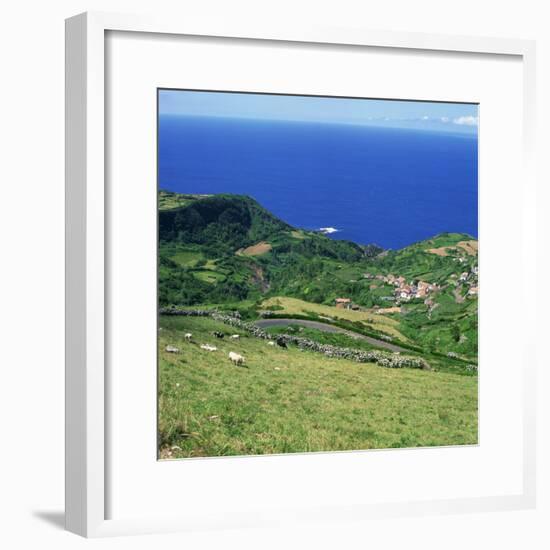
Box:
[200,344,217,352]
[165,345,179,353]
[212,331,225,339]
[267,341,275,346]
[161,309,429,369]
[229,351,245,366]
[229,334,240,340]
[184,333,192,341]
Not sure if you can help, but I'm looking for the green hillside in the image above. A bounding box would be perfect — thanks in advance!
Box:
[159,191,367,306]
[159,316,478,458]
[158,190,478,365]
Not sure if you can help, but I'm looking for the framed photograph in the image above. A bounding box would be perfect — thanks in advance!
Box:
[66,11,537,537]
[156,88,480,459]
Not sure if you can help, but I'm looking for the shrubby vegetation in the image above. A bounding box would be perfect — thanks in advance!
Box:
[159,194,292,254]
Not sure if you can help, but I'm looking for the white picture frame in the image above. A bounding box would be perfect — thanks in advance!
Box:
[65,11,537,538]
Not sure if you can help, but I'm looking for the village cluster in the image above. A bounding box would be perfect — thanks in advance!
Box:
[336,273,441,307]
[363,268,478,301]
[373,273,440,301]
[334,266,478,312]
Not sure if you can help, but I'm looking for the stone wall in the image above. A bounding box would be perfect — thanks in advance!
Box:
[160,308,429,370]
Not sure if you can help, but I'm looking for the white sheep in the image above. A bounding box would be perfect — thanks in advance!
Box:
[200,344,217,352]
[229,334,240,340]
[228,351,245,366]
[165,345,179,353]
[267,341,275,346]
[184,333,192,341]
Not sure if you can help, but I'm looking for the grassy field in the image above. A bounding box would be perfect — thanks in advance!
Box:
[261,296,407,341]
[193,270,226,284]
[158,316,478,458]
[171,250,203,267]
[158,190,211,210]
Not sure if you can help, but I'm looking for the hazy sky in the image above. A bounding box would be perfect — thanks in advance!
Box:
[159,89,478,135]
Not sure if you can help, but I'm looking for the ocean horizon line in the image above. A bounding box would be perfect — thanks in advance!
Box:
[158,112,478,138]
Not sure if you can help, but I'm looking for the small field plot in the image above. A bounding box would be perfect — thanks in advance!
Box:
[171,250,204,267]
[192,270,226,284]
[236,241,273,256]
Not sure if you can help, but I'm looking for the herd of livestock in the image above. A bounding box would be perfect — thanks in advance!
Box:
[160,307,430,370]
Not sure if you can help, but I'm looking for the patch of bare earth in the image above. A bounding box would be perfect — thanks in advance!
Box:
[426,246,452,256]
[426,240,477,257]
[374,307,401,314]
[251,264,270,292]
[457,240,478,255]
[236,241,272,256]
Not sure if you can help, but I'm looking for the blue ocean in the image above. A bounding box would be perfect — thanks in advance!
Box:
[158,115,478,250]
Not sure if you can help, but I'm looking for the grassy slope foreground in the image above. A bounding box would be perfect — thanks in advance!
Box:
[159,316,478,458]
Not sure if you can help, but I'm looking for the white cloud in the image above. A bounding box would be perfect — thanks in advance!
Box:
[453,115,478,126]
[422,115,429,120]
[440,116,450,123]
